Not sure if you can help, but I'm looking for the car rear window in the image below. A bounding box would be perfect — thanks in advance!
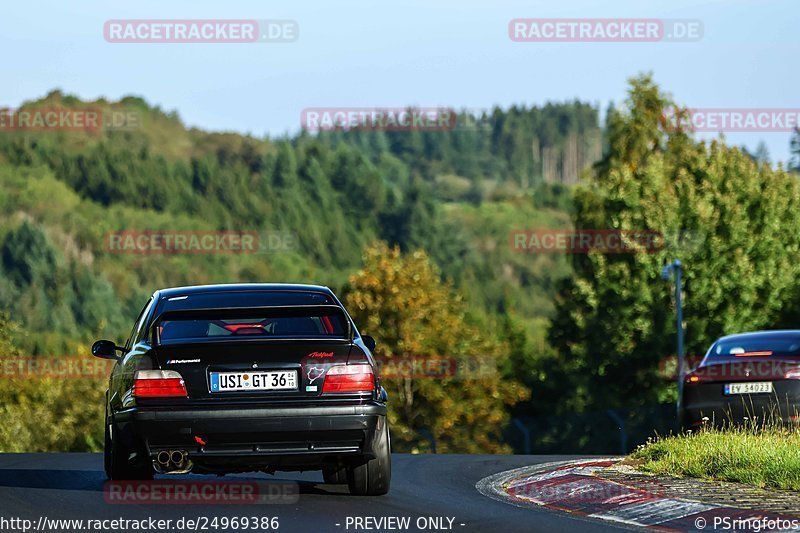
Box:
[154,303,349,342]
[710,336,800,357]
[158,315,347,341]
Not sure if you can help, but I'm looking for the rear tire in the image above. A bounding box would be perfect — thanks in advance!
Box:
[347,419,391,496]
[105,420,153,480]
[103,423,113,479]
[678,409,691,434]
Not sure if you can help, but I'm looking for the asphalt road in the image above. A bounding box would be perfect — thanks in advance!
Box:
[0,454,631,533]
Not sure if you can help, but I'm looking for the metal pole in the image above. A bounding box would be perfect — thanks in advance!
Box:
[674,260,684,418]
[512,418,532,455]
[606,409,628,455]
[418,428,437,454]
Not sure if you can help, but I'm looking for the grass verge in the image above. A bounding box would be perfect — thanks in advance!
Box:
[630,425,800,491]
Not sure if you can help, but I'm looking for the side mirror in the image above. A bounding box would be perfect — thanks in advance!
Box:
[362,335,376,352]
[92,340,121,360]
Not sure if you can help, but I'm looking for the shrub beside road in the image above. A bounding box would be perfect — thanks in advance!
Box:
[632,424,800,491]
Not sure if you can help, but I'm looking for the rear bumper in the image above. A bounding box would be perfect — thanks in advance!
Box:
[682,380,800,428]
[114,403,387,470]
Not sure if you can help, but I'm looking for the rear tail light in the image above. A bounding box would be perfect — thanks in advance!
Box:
[734,351,773,357]
[133,370,188,398]
[685,374,700,383]
[322,364,374,393]
[785,368,800,380]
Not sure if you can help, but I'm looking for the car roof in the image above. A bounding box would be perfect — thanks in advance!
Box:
[155,283,334,300]
[716,330,800,342]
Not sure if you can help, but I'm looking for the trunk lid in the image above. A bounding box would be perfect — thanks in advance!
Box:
[146,305,363,402]
[152,338,354,400]
[687,358,800,383]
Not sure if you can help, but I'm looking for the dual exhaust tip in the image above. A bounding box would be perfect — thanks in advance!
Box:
[156,450,189,471]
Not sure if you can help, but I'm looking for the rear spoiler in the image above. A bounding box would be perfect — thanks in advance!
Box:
[150,305,352,344]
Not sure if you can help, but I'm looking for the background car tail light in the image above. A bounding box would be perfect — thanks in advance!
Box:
[322,364,374,393]
[133,370,188,398]
[734,351,773,357]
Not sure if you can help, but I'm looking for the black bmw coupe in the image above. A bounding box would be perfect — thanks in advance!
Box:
[93,283,390,496]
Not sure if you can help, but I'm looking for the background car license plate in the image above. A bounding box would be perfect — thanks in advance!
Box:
[724,382,773,395]
[210,370,297,392]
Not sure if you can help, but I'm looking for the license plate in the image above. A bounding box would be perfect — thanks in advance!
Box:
[724,382,773,395]
[210,370,297,392]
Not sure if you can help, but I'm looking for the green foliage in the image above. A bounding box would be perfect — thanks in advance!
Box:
[317,103,602,189]
[0,312,22,356]
[0,218,129,352]
[1,220,59,287]
[0,377,106,452]
[632,424,800,491]
[548,74,800,417]
[0,91,583,450]
[0,92,593,355]
[0,315,105,452]
[343,242,529,453]
[13,79,798,454]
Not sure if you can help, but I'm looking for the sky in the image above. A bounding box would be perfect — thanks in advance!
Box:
[3,0,798,164]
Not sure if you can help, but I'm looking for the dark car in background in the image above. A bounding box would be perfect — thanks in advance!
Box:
[92,283,391,496]
[681,330,800,429]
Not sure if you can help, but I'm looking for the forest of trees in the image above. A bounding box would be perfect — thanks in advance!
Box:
[1,75,799,453]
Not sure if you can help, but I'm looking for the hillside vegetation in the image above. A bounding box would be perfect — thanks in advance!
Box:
[2,75,800,453]
[0,91,591,354]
